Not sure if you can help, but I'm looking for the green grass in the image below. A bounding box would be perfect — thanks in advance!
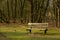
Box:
[0,26,60,40]
[10,37,60,40]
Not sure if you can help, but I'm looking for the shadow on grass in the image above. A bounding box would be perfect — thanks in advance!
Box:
[33,32,60,35]
[1,32,60,40]
[9,37,60,40]
[1,32,29,36]
[1,31,60,36]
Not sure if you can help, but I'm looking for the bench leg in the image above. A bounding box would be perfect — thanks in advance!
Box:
[29,30,32,33]
[44,29,48,34]
[44,28,48,34]
[26,29,32,33]
[44,30,47,34]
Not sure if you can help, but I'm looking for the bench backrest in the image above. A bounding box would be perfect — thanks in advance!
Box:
[28,23,48,28]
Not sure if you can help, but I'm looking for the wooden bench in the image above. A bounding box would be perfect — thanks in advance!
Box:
[26,23,48,34]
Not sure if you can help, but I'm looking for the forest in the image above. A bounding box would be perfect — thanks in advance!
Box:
[0,0,60,27]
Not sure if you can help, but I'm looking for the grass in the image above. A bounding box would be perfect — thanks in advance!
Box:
[0,25,60,40]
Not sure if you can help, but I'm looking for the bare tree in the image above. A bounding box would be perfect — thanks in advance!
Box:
[7,0,10,23]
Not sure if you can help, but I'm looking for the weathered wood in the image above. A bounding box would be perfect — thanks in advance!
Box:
[28,23,48,28]
[26,23,48,34]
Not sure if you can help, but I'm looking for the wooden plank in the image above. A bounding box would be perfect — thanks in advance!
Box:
[28,23,48,28]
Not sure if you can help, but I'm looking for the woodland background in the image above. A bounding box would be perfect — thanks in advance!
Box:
[0,0,60,27]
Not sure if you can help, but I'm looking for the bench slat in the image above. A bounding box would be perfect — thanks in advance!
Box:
[28,23,48,28]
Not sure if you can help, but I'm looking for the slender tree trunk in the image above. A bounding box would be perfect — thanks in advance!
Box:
[13,0,17,23]
[0,10,2,23]
[7,0,10,23]
[19,0,25,24]
[11,0,13,23]
[30,0,34,23]
[43,0,49,22]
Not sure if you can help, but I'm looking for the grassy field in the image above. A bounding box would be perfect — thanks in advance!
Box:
[0,25,60,40]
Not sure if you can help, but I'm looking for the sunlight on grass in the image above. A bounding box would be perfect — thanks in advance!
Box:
[0,26,60,40]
